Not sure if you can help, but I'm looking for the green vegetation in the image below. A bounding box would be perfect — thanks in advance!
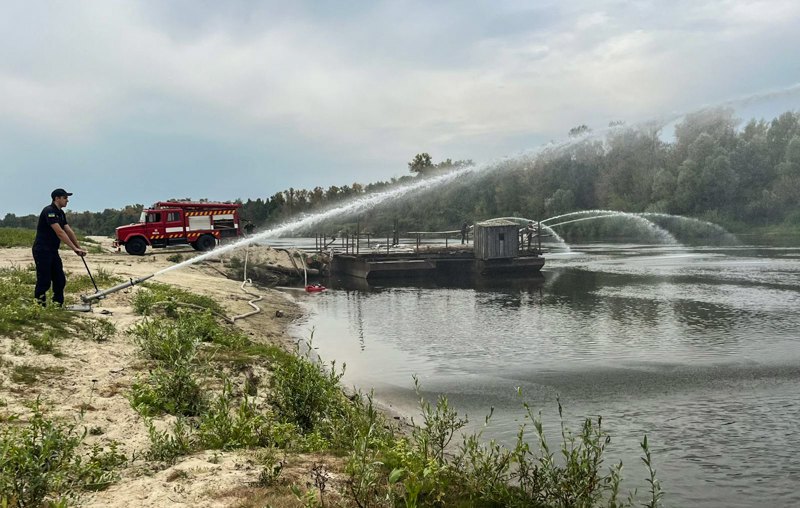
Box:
[0,266,128,506]
[0,227,104,253]
[0,403,126,507]
[131,281,224,316]
[0,228,35,248]
[68,266,121,294]
[0,265,122,348]
[0,266,73,338]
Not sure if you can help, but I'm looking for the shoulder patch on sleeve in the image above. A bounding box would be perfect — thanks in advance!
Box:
[47,213,57,218]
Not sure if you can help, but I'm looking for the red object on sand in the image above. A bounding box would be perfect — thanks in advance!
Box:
[305,284,327,293]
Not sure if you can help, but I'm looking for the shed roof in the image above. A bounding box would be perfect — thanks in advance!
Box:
[475,219,518,227]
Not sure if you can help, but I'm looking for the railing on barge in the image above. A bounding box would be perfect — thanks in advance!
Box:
[313,229,470,255]
[313,221,544,256]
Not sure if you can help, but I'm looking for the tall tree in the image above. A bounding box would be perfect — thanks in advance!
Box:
[408,153,434,175]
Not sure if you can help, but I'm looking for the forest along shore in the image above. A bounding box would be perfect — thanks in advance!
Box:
[0,237,357,507]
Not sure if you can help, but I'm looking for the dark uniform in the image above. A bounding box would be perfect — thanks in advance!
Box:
[33,203,69,305]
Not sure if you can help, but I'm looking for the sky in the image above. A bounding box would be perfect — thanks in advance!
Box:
[2,0,800,216]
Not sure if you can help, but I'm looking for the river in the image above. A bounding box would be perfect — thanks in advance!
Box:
[287,242,800,507]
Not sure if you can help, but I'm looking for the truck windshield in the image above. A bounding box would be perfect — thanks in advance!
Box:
[139,212,146,223]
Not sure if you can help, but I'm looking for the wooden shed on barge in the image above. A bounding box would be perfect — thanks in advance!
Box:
[473,219,520,259]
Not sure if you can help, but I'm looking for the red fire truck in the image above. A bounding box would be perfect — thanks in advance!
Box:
[115,201,243,255]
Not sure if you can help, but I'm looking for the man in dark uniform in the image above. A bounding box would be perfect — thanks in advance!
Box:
[524,221,536,249]
[32,188,87,306]
[243,220,255,236]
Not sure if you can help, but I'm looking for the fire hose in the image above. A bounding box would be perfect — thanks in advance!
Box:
[76,250,262,323]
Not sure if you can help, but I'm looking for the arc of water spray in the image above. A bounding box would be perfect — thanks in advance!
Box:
[153,133,600,277]
[638,212,739,243]
[543,209,742,245]
[150,81,786,277]
[543,210,679,244]
[492,216,569,250]
[155,163,486,276]
[542,209,617,224]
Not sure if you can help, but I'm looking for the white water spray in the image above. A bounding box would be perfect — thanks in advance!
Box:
[492,216,569,250]
[154,163,486,276]
[149,83,789,278]
[542,209,738,245]
[545,211,678,244]
[152,134,597,277]
[639,212,739,244]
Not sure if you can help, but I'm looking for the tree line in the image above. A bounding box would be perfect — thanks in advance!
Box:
[3,108,799,237]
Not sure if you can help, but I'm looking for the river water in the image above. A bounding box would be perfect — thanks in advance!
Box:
[287,242,800,507]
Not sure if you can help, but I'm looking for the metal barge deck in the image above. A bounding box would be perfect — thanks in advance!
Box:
[331,250,544,279]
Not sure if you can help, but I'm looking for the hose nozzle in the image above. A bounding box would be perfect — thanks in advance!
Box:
[81,274,155,303]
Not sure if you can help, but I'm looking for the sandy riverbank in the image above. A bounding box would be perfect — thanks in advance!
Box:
[0,238,338,507]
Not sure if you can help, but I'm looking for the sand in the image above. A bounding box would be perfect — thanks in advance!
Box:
[0,238,330,507]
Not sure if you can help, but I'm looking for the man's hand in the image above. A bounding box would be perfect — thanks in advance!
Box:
[74,247,87,257]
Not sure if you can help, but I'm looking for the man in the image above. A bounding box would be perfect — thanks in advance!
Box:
[32,188,87,306]
[524,221,536,249]
[243,220,255,236]
[461,221,469,244]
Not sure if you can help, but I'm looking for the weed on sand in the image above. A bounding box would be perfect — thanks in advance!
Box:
[0,402,126,506]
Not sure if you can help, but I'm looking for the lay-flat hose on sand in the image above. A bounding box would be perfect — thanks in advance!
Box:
[231,247,262,322]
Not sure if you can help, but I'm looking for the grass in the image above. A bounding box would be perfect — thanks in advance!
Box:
[132,281,225,316]
[68,266,122,294]
[0,228,36,248]
[0,266,121,359]
[0,227,104,252]
[0,402,127,506]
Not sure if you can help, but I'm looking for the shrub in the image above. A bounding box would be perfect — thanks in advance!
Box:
[128,315,200,364]
[131,282,223,316]
[143,418,193,464]
[196,380,272,450]
[84,318,116,342]
[346,384,663,508]
[0,404,126,506]
[129,362,205,417]
[268,338,348,438]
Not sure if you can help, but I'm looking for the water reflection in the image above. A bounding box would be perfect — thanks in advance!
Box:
[291,244,800,507]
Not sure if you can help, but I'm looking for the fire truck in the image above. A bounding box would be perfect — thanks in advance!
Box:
[114,201,243,256]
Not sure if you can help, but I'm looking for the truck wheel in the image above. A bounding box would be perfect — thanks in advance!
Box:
[125,237,147,256]
[197,234,216,251]
[189,241,200,250]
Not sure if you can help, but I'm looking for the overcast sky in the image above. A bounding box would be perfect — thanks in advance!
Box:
[2,0,800,215]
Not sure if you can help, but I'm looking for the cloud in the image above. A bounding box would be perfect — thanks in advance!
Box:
[1,0,800,214]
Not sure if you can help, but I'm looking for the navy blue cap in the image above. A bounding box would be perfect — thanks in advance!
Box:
[51,188,73,199]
